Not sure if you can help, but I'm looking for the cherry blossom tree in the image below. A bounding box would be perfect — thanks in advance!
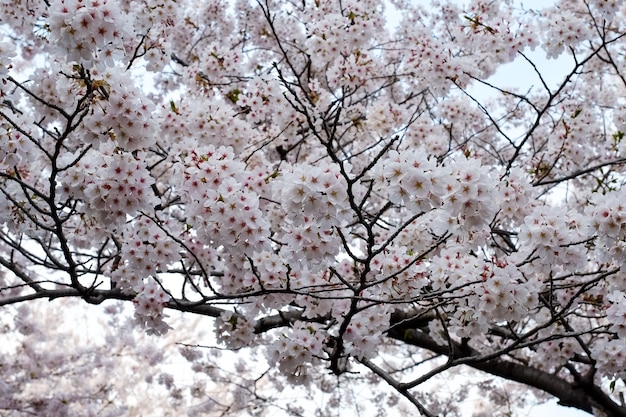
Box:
[1,0,626,415]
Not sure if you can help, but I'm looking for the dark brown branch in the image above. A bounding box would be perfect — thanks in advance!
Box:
[387,326,625,416]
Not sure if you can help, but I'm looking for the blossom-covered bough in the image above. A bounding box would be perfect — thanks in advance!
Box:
[2,0,626,415]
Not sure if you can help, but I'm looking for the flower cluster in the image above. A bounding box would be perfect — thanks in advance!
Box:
[391,215,440,257]
[403,35,465,92]
[496,168,537,225]
[24,68,76,123]
[1,0,48,37]
[130,0,178,34]
[587,0,622,20]
[377,149,442,213]
[305,0,383,61]
[274,162,350,270]
[132,277,171,330]
[377,150,497,236]
[177,145,271,256]
[586,192,626,242]
[277,161,352,225]
[0,35,15,78]
[517,205,588,270]
[238,78,302,134]
[182,236,223,279]
[404,114,450,156]
[369,246,429,301]
[266,322,326,384]
[534,338,580,372]
[292,267,351,319]
[128,0,180,70]
[364,98,406,138]
[429,247,474,292]
[278,221,341,272]
[47,0,129,68]
[605,292,626,339]
[108,253,172,334]
[438,97,489,140]
[591,338,626,380]
[539,8,594,59]
[103,217,177,334]
[7,0,626,411]
[215,310,256,349]
[554,103,610,173]
[470,262,537,331]
[248,250,288,291]
[460,3,538,64]
[430,250,539,338]
[111,216,180,292]
[208,249,295,298]
[159,99,253,155]
[327,51,379,90]
[341,305,391,359]
[58,145,159,226]
[438,157,497,235]
[197,42,242,86]
[83,74,157,151]
[0,119,32,169]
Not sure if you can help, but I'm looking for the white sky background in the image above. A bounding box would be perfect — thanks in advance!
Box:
[383,0,590,416]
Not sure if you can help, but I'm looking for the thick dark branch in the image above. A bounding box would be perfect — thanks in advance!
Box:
[253,310,297,333]
[0,287,226,319]
[387,326,625,417]
[0,287,130,307]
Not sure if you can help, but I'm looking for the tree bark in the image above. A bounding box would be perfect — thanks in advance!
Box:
[387,324,625,417]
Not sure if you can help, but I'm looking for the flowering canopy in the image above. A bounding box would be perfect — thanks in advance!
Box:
[2,0,626,415]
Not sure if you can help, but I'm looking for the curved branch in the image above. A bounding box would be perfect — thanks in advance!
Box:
[387,326,625,416]
[359,358,437,417]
